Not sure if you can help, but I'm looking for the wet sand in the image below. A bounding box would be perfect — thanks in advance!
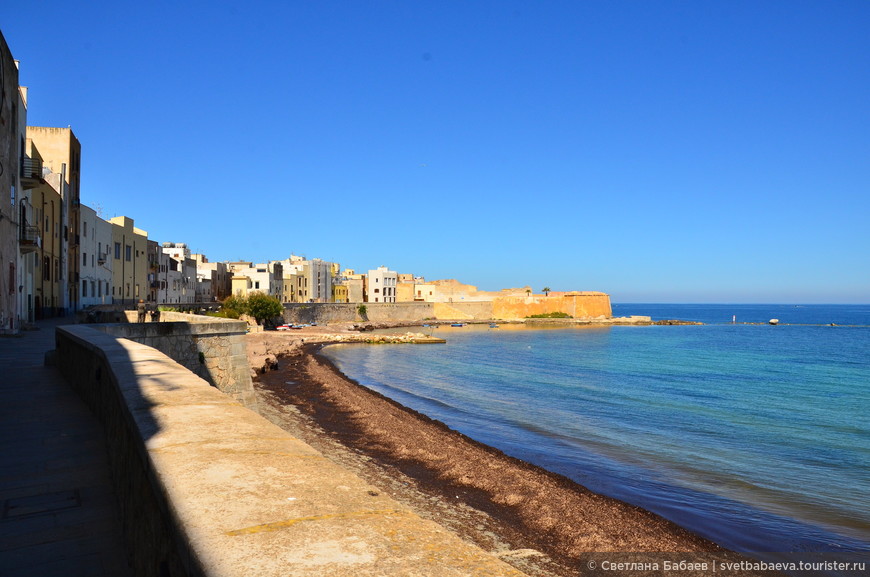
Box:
[250,332,734,576]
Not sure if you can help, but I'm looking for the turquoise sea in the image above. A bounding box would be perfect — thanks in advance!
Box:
[321,304,870,554]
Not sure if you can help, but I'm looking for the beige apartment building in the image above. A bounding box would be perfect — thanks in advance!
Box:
[109,216,149,305]
[26,126,82,312]
[194,254,230,301]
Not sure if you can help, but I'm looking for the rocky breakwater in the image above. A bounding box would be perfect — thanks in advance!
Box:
[245,325,444,377]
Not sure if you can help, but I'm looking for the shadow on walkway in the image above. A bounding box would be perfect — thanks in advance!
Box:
[0,318,132,577]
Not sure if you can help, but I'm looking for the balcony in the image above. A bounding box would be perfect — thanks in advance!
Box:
[19,225,41,254]
[20,158,44,190]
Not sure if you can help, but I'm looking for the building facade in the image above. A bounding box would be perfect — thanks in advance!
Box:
[230,262,283,299]
[109,216,149,305]
[367,266,398,303]
[194,254,229,301]
[157,242,196,304]
[79,204,113,307]
[26,126,81,312]
[0,34,19,332]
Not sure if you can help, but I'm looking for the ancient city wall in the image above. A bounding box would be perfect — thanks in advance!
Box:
[283,294,611,324]
[282,302,495,323]
[94,311,256,408]
[492,293,612,320]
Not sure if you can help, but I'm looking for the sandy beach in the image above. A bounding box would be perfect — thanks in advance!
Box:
[247,326,730,577]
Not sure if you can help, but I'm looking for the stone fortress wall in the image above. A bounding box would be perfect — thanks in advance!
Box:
[92,311,256,408]
[282,292,612,324]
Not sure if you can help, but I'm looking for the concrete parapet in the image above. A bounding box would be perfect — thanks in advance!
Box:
[53,325,525,577]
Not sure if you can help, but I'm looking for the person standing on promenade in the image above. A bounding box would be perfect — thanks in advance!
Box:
[150,306,161,323]
[137,299,146,323]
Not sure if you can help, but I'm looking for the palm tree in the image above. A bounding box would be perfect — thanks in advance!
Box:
[542,287,551,296]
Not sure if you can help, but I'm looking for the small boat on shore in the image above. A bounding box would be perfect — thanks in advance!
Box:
[451,323,466,327]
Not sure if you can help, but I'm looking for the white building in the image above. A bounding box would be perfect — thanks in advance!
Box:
[79,204,113,306]
[230,262,283,299]
[367,266,397,303]
[157,242,196,304]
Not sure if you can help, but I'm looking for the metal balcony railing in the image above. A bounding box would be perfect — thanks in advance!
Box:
[19,225,41,253]
[21,158,44,180]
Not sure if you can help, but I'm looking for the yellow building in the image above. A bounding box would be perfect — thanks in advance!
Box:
[31,177,64,317]
[332,283,349,303]
[109,216,149,305]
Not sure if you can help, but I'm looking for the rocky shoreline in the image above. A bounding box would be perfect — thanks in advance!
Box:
[244,324,756,576]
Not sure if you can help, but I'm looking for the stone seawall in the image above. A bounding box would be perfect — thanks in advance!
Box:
[95,312,256,408]
[52,325,525,577]
[282,301,495,324]
[283,294,612,324]
[492,293,612,320]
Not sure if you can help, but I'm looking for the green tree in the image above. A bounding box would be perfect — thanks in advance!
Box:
[542,287,551,296]
[246,292,284,325]
[217,294,246,319]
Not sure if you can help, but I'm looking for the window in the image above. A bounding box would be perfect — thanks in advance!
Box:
[374,288,380,293]
[43,257,51,281]
[82,280,87,297]
[83,253,87,267]
[125,245,132,262]
[115,242,121,259]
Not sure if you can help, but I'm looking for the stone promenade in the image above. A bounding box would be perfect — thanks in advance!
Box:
[0,318,131,576]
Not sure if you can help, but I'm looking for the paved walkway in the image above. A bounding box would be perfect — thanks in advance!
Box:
[0,318,132,576]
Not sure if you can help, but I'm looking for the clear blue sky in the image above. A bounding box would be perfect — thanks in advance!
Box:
[3,1,868,303]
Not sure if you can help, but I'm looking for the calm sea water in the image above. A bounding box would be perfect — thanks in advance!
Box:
[321,304,870,554]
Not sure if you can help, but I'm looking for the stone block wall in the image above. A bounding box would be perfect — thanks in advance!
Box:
[95,312,256,408]
[282,301,497,324]
[283,297,611,324]
[491,293,612,320]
